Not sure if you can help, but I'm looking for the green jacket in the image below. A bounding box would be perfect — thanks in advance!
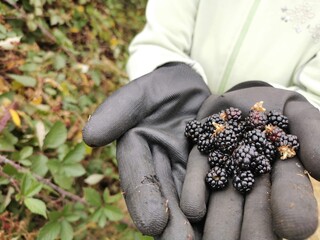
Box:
[126,0,320,106]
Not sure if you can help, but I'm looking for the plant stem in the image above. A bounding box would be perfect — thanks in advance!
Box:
[0,155,88,205]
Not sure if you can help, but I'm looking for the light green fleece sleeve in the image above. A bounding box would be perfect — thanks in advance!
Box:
[289,52,320,108]
[126,0,207,82]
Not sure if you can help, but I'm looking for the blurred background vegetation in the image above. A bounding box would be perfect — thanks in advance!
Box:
[0,0,150,239]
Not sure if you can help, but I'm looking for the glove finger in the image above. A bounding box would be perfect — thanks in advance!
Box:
[271,157,318,239]
[284,98,320,180]
[83,63,210,148]
[180,146,210,222]
[117,131,169,236]
[83,79,147,147]
[240,174,279,240]
[203,185,244,240]
[152,145,195,240]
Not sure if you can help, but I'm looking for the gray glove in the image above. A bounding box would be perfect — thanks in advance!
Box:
[82,63,210,239]
[181,81,319,240]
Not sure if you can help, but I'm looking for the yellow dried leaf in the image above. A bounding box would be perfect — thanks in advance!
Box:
[9,109,21,128]
[31,96,42,105]
[70,27,79,33]
[110,37,118,48]
[76,5,84,13]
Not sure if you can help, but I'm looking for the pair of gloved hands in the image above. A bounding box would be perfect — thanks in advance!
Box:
[83,63,319,239]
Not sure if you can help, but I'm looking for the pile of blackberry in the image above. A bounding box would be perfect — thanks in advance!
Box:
[185,101,299,193]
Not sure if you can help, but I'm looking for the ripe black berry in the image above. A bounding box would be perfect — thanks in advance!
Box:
[252,155,271,175]
[206,167,228,190]
[233,143,259,171]
[220,107,242,122]
[197,132,214,154]
[267,110,289,130]
[233,170,255,193]
[208,150,229,168]
[185,119,203,143]
[245,101,268,130]
[203,114,224,133]
[212,123,239,154]
[277,134,300,160]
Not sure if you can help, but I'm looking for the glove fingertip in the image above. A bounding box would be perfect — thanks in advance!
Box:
[272,158,318,239]
[125,184,169,236]
[180,147,209,222]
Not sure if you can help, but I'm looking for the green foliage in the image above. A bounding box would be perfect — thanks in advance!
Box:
[0,0,149,239]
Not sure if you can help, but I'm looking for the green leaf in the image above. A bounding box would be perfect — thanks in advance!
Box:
[52,174,73,190]
[84,188,101,207]
[19,146,33,160]
[0,186,14,213]
[60,220,73,240]
[0,129,18,151]
[30,155,49,177]
[103,189,122,204]
[19,63,39,72]
[63,142,85,164]
[7,74,37,87]
[44,121,67,149]
[37,221,61,240]
[24,198,47,218]
[63,163,86,177]
[103,205,123,221]
[21,174,42,197]
[0,138,15,152]
[54,53,67,70]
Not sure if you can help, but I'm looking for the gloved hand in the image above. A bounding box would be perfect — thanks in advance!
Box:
[180,81,319,240]
[82,63,211,239]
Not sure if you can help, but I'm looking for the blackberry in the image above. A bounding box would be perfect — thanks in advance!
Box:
[263,140,277,162]
[233,170,255,193]
[244,129,267,152]
[265,124,286,144]
[185,119,203,143]
[233,143,259,171]
[205,166,228,190]
[245,101,268,130]
[242,129,276,160]
[220,107,242,122]
[267,110,289,130]
[197,132,214,154]
[202,114,224,133]
[208,150,229,168]
[277,134,299,160]
[228,120,245,140]
[252,155,271,175]
[225,158,237,177]
[212,123,239,154]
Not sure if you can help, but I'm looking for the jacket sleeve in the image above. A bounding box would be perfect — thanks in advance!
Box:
[289,51,320,108]
[126,0,207,82]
